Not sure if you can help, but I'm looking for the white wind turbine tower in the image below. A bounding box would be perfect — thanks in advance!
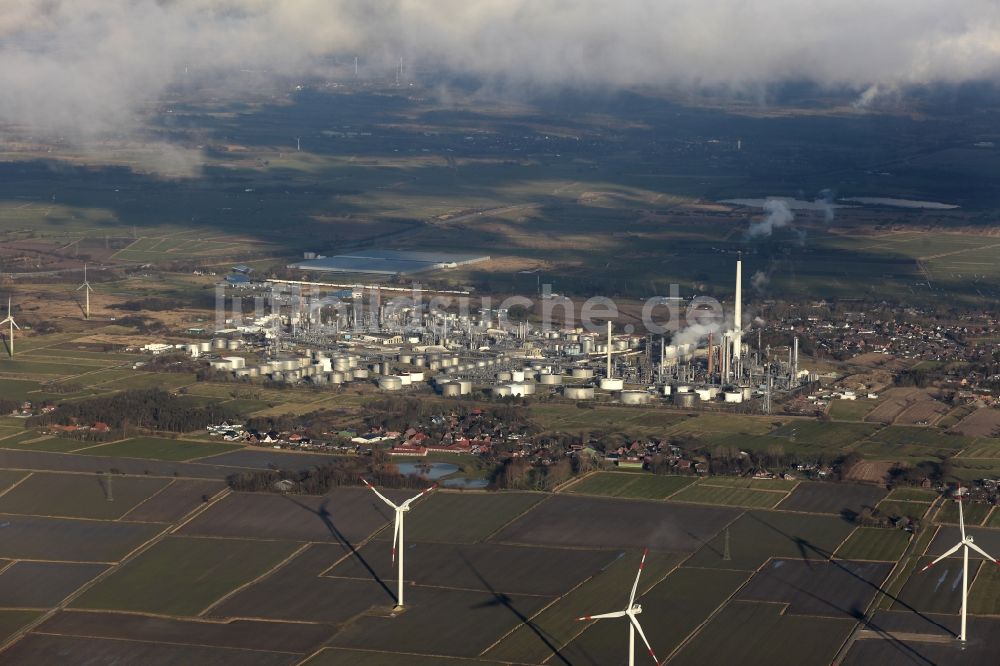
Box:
[77,263,94,319]
[921,484,1000,642]
[363,479,436,609]
[0,297,20,358]
[577,548,659,665]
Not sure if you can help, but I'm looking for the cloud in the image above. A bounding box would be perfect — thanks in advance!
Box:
[748,199,795,238]
[2,1,1000,143]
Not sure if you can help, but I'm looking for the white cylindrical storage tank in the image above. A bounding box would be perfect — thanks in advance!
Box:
[508,383,525,397]
[600,378,624,391]
[299,357,312,368]
[497,371,512,382]
[353,368,369,380]
[675,385,692,394]
[493,385,512,397]
[282,359,297,371]
[571,367,594,380]
[695,388,714,401]
[330,371,344,384]
[620,390,651,405]
[271,371,284,381]
[409,371,424,382]
[312,373,328,385]
[458,380,473,395]
[563,386,595,400]
[724,391,744,403]
[614,339,628,351]
[661,384,673,396]
[199,341,212,353]
[399,353,413,365]
[334,357,351,372]
[246,367,260,378]
[348,356,359,369]
[742,387,753,400]
[581,336,594,354]
[539,373,563,386]
[512,370,525,382]
[223,356,246,369]
[398,373,412,386]
[317,358,332,372]
[441,382,462,397]
[413,355,426,367]
[520,382,536,396]
[227,339,242,350]
[429,359,441,371]
[379,376,404,391]
[213,338,227,349]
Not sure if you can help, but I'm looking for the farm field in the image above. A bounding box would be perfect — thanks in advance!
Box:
[490,494,740,551]
[0,562,108,608]
[934,500,992,526]
[0,472,170,520]
[670,483,788,508]
[668,601,856,666]
[564,471,694,499]
[777,481,887,515]
[834,527,912,561]
[827,398,877,421]
[73,536,301,616]
[76,437,243,461]
[393,491,545,543]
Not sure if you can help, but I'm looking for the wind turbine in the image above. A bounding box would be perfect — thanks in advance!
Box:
[77,263,94,319]
[0,297,20,358]
[921,485,1000,642]
[362,479,436,609]
[577,548,659,665]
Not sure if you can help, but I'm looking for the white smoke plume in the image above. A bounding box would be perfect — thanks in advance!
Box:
[751,270,769,293]
[748,199,795,238]
[815,189,837,224]
[2,1,1000,143]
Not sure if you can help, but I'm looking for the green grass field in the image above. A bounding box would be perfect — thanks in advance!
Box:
[770,421,881,448]
[76,437,243,462]
[565,472,694,499]
[875,499,932,522]
[835,527,912,561]
[827,399,877,421]
[670,483,788,508]
[886,487,938,502]
[935,500,992,526]
[968,561,1000,614]
[73,536,301,616]
[0,379,40,400]
[695,476,800,491]
[0,434,86,452]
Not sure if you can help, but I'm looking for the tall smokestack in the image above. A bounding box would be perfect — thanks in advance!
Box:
[708,332,715,378]
[734,256,742,361]
[793,336,799,377]
[606,320,613,378]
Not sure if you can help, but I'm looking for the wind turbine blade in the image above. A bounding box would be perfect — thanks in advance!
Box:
[628,548,649,607]
[577,610,628,621]
[77,284,84,291]
[921,542,963,571]
[629,615,659,664]
[401,483,437,508]
[958,485,966,540]
[391,512,401,563]
[966,540,999,563]
[10,321,19,330]
[361,479,399,509]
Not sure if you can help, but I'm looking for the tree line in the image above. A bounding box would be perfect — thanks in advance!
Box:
[28,389,242,432]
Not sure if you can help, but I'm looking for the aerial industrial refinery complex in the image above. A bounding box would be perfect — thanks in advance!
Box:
[200,258,808,413]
